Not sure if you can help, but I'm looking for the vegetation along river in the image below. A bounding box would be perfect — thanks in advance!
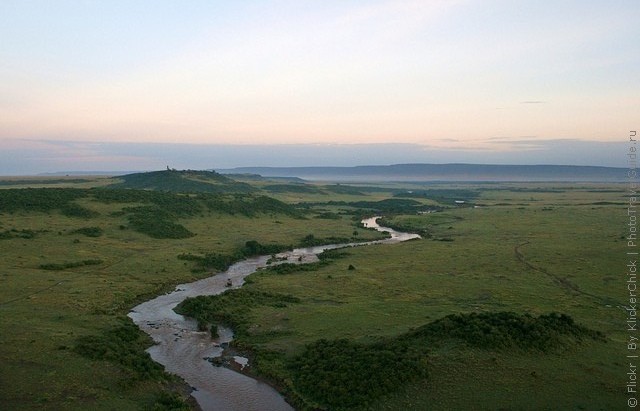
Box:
[128,217,420,410]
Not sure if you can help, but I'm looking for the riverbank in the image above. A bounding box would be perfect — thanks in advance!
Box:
[130,217,417,410]
[173,202,624,409]
[0,181,624,409]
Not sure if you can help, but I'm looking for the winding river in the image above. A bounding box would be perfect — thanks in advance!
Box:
[128,217,419,411]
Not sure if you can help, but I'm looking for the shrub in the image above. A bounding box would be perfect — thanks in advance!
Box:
[300,234,351,247]
[175,289,300,340]
[0,229,37,240]
[61,203,99,218]
[128,213,194,239]
[289,338,428,409]
[404,311,606,352]
[151,392,191,411]
[71,227,103,237]
[39,259,103,271]
[74,317,166,381]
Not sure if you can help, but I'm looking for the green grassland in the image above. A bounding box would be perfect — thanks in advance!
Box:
[0,174,629,410]
[178,183,628,410]
[0,173,386,410]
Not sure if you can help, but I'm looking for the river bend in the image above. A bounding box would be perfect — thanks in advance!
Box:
[128,217,419,411]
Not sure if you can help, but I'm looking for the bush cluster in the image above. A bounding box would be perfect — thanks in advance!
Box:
[0,188,86,213]
[242,240,291,256]
[313,211,341,219]
[128,209,195,239]
[70,226,103,237]
[254,312,605,410]
[60,203,99,218]
[0,229,38,240]
[179,240,292,273]
[175,289,300,339]
[73,317,166,381]
[0,186,303,241]
[39,259,103,271]
[201,195,302,217]
[312,198,424,214]
[261,262,324,275]
[299,234,351,247]
[261,249,350,275]
[178,252,238,272]
[151,392,191,411]
[405,311,606,352]
[289,339,428,410]
[0,188,97,217]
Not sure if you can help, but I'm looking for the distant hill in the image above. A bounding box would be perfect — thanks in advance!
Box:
[223,173,307,183]
[38,171,138,176]
[108,170,255,193]
[217,163,626,182]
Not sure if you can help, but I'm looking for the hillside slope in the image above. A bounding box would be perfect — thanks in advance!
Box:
[108,169,255,193]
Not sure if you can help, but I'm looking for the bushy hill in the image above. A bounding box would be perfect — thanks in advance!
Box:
[108,170,255,193]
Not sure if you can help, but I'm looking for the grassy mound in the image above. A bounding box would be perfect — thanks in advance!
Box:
[108,169,255,193]
[404,311,606,352]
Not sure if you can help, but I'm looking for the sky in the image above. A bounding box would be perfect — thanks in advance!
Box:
[1,0,638,174]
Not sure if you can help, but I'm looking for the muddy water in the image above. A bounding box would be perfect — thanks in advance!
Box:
[129,217,418,411]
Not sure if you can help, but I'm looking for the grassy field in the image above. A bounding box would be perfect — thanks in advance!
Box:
[0,175,386,410]
[0,176,628,410]
[179,183,627,410]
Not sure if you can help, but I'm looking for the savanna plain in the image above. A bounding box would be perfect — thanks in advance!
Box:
[0,171,627,410]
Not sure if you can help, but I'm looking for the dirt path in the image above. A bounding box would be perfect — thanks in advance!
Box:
[514,241,614,305]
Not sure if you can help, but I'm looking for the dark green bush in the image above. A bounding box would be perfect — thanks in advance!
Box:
[0,229,37,240]
[175,289,300,340]
[60,203,99,218]
[39,259,103,271]
[179,240,292,273]
[314,211,341,219]
[405,311,606,352]
[0,187,98,218]
[178,252,237,272]
[300,234,351,247]
[241,240,290,257]
[74,317,166,381]
[151,392,191,411]
[290,338,428,410]
[128,212,194,239]
[71,226,104,237]
[0,188,86,213]
[312,198,424,214]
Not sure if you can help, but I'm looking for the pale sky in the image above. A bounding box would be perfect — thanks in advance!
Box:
[0,1,638,173]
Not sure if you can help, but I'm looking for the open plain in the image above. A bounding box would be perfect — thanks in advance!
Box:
[0,172,627,410]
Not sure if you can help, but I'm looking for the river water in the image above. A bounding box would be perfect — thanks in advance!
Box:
[128,217,419,411]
